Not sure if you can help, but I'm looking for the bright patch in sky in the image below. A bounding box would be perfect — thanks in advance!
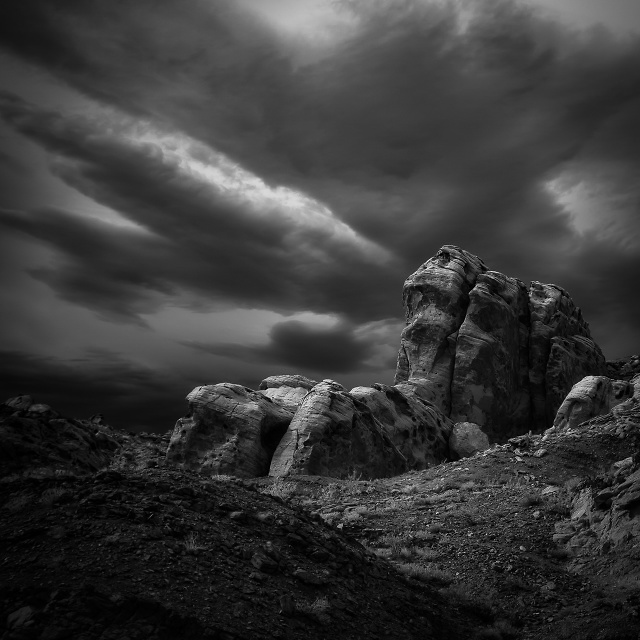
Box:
[545,167,640,251]
[132,126,394,261]
[526,0,640,34]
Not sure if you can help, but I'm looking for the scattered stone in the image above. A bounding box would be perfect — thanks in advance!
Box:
[292,569,330,585]
[251,551,278,574]
[279,594,296,616]
[7,605,35,629]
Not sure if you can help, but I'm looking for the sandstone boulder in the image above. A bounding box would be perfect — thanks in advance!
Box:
[395,246,606,439]
[449,422,490,460]
[268,381,407,479]
[528,283,606,430]
[166,384,292,478]
[258,375,318,413]
[395,245,487,413]
[449,271,531,440]
[349,383,451,468]
[552,376,635,432]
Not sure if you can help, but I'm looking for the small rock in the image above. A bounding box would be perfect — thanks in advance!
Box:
[293,568,330,585]
[251,552,278,574]
[533,449,548,458]
[5,395,33,410]
[7,606,35,629]
[279,594,296,616]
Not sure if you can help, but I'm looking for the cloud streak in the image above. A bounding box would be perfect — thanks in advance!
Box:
[0,92,399,324]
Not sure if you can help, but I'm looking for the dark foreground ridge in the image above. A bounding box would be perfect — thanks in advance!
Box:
[1,383,640,639]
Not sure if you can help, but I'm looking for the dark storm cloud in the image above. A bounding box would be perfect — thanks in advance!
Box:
[0,349,196,432]
[0,92,399,323]
[184,319,373,374]
[550,238,640,358]
[1,0,639,355]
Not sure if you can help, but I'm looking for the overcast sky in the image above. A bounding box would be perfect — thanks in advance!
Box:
[1,0,639,432]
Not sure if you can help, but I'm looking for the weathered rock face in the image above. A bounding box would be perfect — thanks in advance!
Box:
[268,381,407,479]
[395,246,487,412]
[449,271,531,440]
[258,375,318,414]
[166,384,292,478]
[395,245,606,439]
[349,383,452,469]
[449,422,490,460]
[529,283,606,430]
[552,376,635,432]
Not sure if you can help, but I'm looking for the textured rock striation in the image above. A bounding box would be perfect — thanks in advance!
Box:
[166,384,292,478]
[551,375,635,432]
[168,376,453,480]
[450,271,531,439]
[395,245,606,439]
[268,381,407,479]
[258,375,318,413]
[395,246,487,413]
[349,383,452,468]
[528,283,606,430]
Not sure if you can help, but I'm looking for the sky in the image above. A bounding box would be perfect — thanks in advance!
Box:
[0,0,639,432]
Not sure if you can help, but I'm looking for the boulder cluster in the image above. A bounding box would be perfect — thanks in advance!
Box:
[395,246,605,438]
[166,245,637,480]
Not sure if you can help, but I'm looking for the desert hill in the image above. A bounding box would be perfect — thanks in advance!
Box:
[2,246,640,639]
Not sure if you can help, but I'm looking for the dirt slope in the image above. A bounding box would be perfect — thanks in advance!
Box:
[2,396,640,639]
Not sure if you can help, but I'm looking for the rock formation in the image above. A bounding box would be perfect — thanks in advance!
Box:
[258,375,318,413]
[166,244,609,478]
[268,381,407,479]
[395,246,487,412]
[349,383,452,468]
[395,245,606,439]
[449,422,491,460]
[528,284,605,430]
[166,384,292,478]
[551,375,635,432]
